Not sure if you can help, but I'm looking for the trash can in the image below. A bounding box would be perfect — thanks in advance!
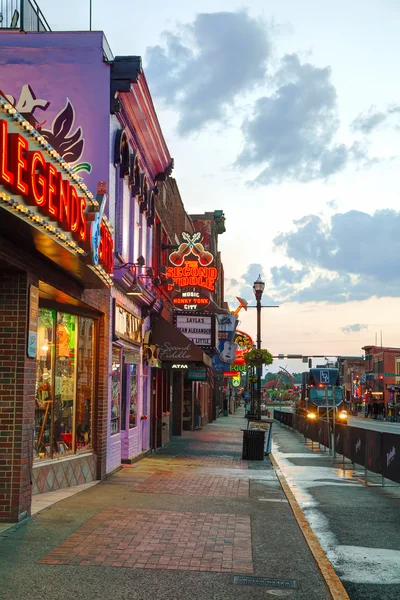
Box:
[242,429,265,460]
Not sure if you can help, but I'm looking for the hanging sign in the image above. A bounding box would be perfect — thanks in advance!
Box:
[212,314,238,372]
[233,330,253,357]
[187,368,207,381]
[172,290,210,311]
[167,232,218,291]
[114,302,142,344]
[0,107,113,285]
[175,314,216,348]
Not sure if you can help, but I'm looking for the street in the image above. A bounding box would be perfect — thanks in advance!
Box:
[0,411,331,600]
[277,405,400,433]
[272,419,400,600]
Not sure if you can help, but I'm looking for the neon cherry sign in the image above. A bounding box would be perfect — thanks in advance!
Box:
[167,232,218,292]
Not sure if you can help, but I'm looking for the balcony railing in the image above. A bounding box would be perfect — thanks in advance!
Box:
[0,0,51,31]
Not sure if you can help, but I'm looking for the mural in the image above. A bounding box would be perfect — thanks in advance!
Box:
[1,85,89,174]
[0,32,110,194]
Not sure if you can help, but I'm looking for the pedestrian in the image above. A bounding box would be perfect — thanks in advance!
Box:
[194,398,202,430]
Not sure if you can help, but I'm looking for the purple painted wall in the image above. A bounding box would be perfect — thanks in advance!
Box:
[0,31,110,195]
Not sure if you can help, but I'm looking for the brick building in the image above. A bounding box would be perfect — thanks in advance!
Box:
[362,346,400,417]
[0,103,113,522]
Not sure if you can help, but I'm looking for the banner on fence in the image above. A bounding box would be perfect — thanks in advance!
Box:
[381,433,400,484]
[349,427,366,467]
[334,424,345,455]
[318,421,329,447]
[365,430,382,474]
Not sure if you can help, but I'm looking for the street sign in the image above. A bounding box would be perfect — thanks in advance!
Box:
[287,354,302,359]
[384,373,397,377]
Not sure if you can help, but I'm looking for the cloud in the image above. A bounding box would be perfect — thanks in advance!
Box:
[274,209,400,282]
[225,263,278,305]
[241,263,265,286]
[145,11,271,135]
[272,208,400,303]
[340,324,368,334]
[236,53,351,184]
[352,105,400,134]
[327,200,338,210]
[271,265,309,286]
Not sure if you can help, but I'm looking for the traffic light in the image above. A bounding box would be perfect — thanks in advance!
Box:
[379,375,384,381]
[308,358,312,368]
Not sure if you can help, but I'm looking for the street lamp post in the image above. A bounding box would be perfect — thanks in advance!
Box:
[253,275,265,421]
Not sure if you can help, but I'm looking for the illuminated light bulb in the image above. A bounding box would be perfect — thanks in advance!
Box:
[41,345,49,352]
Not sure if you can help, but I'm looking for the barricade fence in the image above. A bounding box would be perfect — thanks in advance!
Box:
[273,409,400,484]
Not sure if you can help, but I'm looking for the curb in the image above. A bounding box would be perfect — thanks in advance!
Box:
[270,452,350,600]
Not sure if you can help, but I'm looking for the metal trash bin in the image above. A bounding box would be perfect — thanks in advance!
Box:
[242,429,265,460]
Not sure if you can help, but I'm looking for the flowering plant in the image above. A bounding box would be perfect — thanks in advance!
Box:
[244,349,273,368]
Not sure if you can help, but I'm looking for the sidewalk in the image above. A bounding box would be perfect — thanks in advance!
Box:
[0,411,331,600]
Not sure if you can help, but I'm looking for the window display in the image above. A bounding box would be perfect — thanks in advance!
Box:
[76,317,95,450]
[34,309,95,461]
[111,346,121,435]
[129,364,137,428]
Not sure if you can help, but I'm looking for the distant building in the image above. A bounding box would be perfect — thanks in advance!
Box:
[362,346,400,416]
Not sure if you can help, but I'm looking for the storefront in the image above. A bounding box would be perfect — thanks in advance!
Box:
[0,103,113,522]
[150,314,212,443]
[106,295,150,471]
[364,392,385,418]
[386,385,400,422]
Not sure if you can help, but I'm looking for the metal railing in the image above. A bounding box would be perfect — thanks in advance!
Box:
[0,0,51,31]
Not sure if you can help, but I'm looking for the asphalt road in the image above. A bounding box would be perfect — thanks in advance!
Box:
[277,405,400,433]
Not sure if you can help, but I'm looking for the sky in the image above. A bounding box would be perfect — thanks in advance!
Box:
[39,0,400,372]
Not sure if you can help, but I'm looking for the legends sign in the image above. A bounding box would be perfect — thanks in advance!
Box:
[0,108,113,282]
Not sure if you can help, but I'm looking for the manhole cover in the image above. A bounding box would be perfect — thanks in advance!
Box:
[234,576,297,589]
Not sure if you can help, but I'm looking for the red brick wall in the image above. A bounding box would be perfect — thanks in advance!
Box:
[0,235,111,521]
[83,290,111,481]
[0,270,37,522]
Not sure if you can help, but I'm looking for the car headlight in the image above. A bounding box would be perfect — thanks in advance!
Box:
[339,412,347,420]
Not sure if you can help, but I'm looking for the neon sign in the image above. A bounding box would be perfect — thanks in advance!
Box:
[0,109,113,283]
[167,232,217,292]
[1,119,87,243]
[172,291,210,311]
[233,330,253,357]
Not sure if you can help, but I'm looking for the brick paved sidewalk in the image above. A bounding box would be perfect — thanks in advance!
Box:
[0,411,331,600]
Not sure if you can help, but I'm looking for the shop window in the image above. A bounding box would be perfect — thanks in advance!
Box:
[129,364,137,428]
[111,346,121,435]
[34,309,95,461]
[76,317,95,451]
[35,308,56,459]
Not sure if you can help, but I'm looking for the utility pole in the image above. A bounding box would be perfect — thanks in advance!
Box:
[89,0,92,30]
[325,385,331,454]
[253,275,265,421]
[332,384,336,458]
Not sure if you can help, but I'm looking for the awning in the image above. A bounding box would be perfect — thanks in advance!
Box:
[151,315,212,367]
